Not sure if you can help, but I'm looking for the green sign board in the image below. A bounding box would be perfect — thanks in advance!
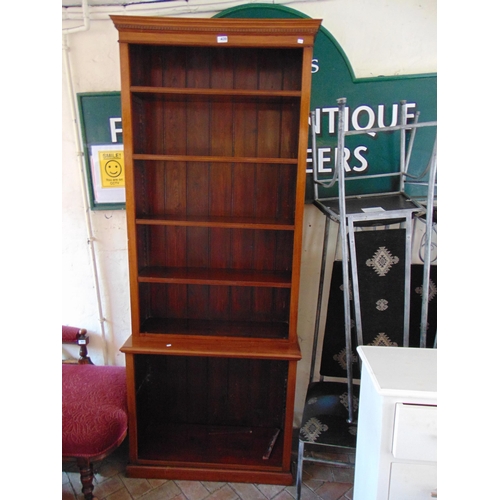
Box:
[216,4,437,202]
[77,92,124,210]
[76,4,436,209]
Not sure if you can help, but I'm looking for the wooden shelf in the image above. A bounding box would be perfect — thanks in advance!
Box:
[132,154,298,164]
[138,266,292,287]
[121,333,301,359]
[131,86,302,98]
[135,215,294,230]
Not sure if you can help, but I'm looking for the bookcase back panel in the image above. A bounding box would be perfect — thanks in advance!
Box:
[135,354,287,427]
[136,226,294,272]
[131,96,300,158]
[139,283,291,327]
[129,45,303,91]
[134,354,288,465]
[133,161,297,222]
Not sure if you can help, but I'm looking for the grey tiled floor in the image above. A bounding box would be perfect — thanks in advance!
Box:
[62,438,355,500]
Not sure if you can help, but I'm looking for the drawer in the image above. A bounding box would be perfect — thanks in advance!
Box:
[388,462,437,500]
[392,403,437,461]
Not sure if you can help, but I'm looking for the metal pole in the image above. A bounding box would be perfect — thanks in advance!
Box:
[399,100,407,193]
[420,139,437,347]
[348,218,363,348]
[309,216,331,384]
[337,98,355,423]
[403,211,413,347]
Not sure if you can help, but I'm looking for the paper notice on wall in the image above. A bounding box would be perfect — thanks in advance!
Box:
[90,144,125,204]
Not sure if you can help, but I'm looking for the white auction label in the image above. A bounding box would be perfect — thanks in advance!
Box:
[361,207,385,213]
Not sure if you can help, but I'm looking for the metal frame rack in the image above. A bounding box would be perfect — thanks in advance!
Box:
[295,98,436,500]
[309,97,437,421]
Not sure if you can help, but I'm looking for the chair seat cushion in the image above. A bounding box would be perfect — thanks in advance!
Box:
[62,364,127,459]
[299,381,359,448]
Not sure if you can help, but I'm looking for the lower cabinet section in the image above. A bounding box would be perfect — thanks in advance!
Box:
[126,352,296,484]
[388,463,437,500]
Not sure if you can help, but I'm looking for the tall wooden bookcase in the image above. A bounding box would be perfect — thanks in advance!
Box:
[111,15,320,485]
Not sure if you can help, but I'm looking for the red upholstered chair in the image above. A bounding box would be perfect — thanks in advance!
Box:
[62,326,128,499]
[62,325,93,364]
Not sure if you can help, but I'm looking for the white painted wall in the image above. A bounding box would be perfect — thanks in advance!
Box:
[61,0,437,423]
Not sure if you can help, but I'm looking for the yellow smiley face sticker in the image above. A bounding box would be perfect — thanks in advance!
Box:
[98,150,125,188]
[105,159,122,178]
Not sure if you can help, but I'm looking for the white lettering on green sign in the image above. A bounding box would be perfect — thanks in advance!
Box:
[307,102,417,173]
[110,117,122,143]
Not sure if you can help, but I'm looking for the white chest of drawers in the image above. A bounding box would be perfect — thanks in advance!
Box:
[353,346,437,500]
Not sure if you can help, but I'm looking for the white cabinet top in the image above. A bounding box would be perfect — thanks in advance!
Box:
[357,346,437,399]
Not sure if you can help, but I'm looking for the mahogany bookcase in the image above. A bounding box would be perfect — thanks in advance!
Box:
[111,15,321,484]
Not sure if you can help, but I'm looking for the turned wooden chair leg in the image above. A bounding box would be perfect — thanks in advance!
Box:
[76,457,95,500]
